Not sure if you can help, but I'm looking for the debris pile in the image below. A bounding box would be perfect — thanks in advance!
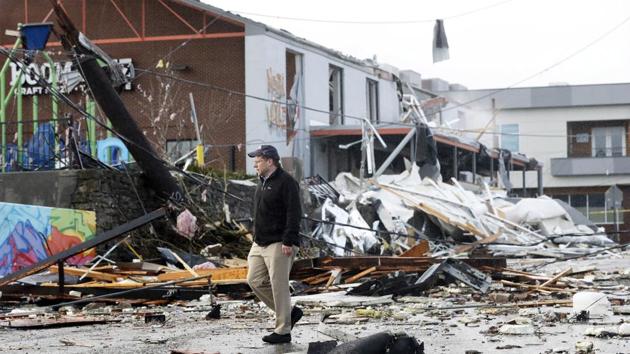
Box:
[304,164,616,258]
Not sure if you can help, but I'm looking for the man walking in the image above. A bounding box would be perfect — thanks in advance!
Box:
[246,145,303,344]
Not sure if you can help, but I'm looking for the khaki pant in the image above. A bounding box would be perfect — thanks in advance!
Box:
[247,242,297,335]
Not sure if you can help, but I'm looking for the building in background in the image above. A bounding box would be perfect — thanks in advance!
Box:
[437,81,630,229]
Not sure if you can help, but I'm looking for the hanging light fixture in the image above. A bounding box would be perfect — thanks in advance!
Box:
[432,19,450,63]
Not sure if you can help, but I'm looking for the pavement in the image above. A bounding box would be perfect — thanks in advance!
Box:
[0,253,627,354]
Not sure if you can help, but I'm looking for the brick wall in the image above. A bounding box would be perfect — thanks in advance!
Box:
[0,0,247,171]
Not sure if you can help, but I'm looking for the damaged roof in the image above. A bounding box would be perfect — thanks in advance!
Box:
[173,0,395,74]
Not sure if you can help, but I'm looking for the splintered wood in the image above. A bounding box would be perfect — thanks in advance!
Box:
[38,263,249,292]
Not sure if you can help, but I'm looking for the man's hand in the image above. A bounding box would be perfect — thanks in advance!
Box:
[281,245,293,256]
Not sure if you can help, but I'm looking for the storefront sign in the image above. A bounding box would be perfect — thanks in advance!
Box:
[9,58,134,95]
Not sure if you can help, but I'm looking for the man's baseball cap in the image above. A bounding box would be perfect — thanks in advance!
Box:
[247,145,280,160]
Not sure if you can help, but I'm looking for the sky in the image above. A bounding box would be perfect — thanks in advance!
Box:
[204,0,630,90]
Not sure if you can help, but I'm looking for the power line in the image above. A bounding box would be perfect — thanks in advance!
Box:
[132,14,226,82]
[440,12,630,113]
[1,51,617,151]
[135,67,623,142]
[3,9,629,166]
[5,13,625,148]
[133,67,378,126]
[230,0,515,25]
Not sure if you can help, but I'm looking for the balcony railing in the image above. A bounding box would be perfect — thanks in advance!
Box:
[551,156,630,176]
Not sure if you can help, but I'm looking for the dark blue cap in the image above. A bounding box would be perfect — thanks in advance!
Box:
[247,145,280,160]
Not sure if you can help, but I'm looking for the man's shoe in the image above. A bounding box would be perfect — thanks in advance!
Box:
[262,332,291,344]
[291,306,303,329]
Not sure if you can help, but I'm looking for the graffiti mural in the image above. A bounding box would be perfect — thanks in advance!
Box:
[0,202,97,276]
[265,67,302,145]
[266,68,287,130]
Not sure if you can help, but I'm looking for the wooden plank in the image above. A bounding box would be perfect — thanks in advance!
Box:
[344,266,377,284]
[306,273,335,286]
[497,269,568,285]
[49,265,120,282]
[5,317,118,329]
[325,268,343,289]
[454,232,501,254]
[308,256,506,269]
[400,241,430,257]
[45,278,232,289]
[62,282,145,289]
[114,262,173,274]
[156,267,248,282]
[109,270,153,276]
[166,249,199,278]
[501,280,569,293]
[300,271,332,284]
[0,208,166,287]
[539,267,572,288]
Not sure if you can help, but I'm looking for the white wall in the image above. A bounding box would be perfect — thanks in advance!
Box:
[439,103,495,148]
[245,34,286,175]
[377,79,400,123]
[245,31,400,176]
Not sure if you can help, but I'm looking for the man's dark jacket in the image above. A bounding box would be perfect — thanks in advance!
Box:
[253,167,301,246]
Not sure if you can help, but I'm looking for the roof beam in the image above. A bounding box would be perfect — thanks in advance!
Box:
[109,0,142,39]
[158,0,199,33]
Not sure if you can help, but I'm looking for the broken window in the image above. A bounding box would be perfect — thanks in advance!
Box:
[366,78,379,123]
[166,139,199,162]
[592,126,625,157]
[500,124,519,152]
[329,65,344,125]
[286,51,303,142]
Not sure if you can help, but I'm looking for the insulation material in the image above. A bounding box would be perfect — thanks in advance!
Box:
[176,209,198,239]
[321,199,378,256]
[311,163,615,257]
[552,235,616,247]
[333,173,364,202]
[501,197,568,225]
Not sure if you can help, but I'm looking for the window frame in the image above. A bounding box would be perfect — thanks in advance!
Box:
[591,126,626,157]
[366,78,379,124]
[500,123,519,152]
[328,65,344,125]
[166,139,199,162]
[552,192,621,225]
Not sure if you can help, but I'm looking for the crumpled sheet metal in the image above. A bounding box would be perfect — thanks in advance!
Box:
[320,199,379,256]
[317,163,613,256]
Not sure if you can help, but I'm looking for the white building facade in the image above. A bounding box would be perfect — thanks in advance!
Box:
[243,22,400,178]
[439,83,630,228]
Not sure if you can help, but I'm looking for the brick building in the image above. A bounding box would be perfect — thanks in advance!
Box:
[0,0,401,176]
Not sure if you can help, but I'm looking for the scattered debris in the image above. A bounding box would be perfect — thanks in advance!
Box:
[326,331,424,354]
[144,313,166,324]
[307,340,339,354]
[205,304,221,320]
[497,324,535,335]
[575,340,594,354]
[572,291,612,317]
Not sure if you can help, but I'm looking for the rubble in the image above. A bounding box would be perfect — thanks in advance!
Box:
[575,340,594,353]
[302,164,618,260]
